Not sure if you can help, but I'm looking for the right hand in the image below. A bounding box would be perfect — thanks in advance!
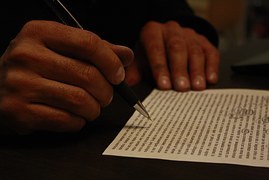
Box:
[0,20,133,134]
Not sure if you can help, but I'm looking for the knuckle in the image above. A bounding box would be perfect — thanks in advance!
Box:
[20,20,42,37]
[20,20,59,36]
[148,43,165,55]
[80,65,99,84]
[7,43,34,65]
[69,89,89,107]
[80,32,100,56]
[189,44,203,56]
[167,37,186,52]
[2,69,38,92]
[8,45,27,60]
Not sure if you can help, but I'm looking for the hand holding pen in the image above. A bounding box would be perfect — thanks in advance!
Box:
[43,0,151,119]
[0,2,150,134]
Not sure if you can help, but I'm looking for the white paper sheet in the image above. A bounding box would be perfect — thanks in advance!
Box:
[103,89,269,168]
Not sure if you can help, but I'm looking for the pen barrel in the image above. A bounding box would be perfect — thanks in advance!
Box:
[113,82,138,106]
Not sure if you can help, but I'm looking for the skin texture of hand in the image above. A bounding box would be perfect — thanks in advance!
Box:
[0,20,133,134]
[125,21,220,91]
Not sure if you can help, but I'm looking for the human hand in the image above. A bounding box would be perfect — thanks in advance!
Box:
[0,20,133,134]
[125,21,220,91]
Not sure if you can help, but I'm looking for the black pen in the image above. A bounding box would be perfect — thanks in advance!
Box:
[43,0,151,120]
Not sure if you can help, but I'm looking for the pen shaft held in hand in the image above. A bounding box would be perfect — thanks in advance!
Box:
[43,0,151,119]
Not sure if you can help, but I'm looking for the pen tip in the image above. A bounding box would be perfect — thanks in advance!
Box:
[134,101,152,121]
[145,111,152,121]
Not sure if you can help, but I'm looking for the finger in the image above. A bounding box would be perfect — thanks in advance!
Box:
[8,44,114,107]
[111,45,134,67]
[27,104,86,132]
[0,96,85,133]
[186,35,206,91]
[29,78,102,121]
[20,21,125,84]
[164,21,190,92]
[104,41,134,67]
[196,35,220,84]
[4,68,103,120]
[124,60,141,86]
[140,21,172,90]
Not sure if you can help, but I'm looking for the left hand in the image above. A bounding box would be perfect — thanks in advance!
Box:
[124,20,220,91]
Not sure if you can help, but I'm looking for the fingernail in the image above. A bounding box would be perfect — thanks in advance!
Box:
[108,94,114,104]
[115,67,125,84]
[102,94,114,107]
[175,77,190,91]
[193,75,205,90]
[158,76,171,89]
[209,72,217,82]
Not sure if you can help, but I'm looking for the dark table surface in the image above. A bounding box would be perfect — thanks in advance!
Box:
[1,39,269,180]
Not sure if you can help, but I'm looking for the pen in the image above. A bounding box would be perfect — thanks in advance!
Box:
[43,0,151,120]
